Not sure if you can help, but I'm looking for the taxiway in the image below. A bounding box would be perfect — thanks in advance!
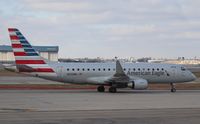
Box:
[0,90,200,124]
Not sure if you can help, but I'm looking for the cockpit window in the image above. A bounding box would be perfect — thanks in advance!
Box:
[181,67,186,71]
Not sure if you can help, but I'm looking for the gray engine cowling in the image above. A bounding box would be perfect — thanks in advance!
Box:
[127,79,148,90]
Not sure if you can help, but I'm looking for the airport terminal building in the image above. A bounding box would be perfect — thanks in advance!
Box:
[0,45,59,64]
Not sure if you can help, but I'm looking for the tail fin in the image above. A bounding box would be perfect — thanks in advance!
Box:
[8,28,55,73]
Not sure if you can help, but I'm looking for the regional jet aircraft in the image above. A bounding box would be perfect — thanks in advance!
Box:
[8,28,196,93]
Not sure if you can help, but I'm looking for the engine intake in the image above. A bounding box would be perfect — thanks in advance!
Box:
[128,79,148,90]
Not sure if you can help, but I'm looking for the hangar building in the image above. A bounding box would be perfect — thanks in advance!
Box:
[0,45,59,64]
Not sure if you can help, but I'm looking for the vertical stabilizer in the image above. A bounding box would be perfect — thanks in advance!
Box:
[8,28,55,73]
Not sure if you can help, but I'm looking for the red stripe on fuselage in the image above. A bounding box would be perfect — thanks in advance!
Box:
[33,68,54,72]
[18,68,54,73]
[10,35,19,40]
[12,44,22,48]
[16,60,46,64]
[14,52,26,56]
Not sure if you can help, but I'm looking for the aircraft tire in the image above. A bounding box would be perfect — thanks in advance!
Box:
[171,88,176,92]
[97,85,105,92]
[109,86,117,93]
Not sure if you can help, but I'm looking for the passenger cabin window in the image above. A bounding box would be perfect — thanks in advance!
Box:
[108,68,111,71]
[98,68,101,71]
[72,68,75,71]
[67,68,69,71]
[103,68,106,71]
[82,68,85,71]
[93,69,95,71]
[77,68,80,71]
[87,68,90,71]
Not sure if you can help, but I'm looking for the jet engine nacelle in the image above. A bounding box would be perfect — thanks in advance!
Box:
[128,79,148,90]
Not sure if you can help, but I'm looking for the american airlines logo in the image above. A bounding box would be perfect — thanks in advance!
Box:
[127,71,168,76]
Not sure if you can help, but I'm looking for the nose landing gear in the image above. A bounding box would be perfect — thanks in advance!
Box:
[170,83,176,92]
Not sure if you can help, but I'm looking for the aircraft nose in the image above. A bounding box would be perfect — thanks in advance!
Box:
[189,72,197,81]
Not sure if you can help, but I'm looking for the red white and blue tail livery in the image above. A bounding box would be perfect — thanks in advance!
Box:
[8,28,196,93]
[8,28,57,77]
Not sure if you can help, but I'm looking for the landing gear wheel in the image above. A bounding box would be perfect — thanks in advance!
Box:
[171,88,176,92]
[97,85,105,92]
[109,86,117,93]
[170,83,176,93]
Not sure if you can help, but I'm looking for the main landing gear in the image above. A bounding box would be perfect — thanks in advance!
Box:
[97,85,117,93]
[170,83,176,92]
[109,86,117,93]
[97,85,105,92]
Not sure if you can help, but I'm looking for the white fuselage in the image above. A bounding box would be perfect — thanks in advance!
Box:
[36,62,196,85]
[8,28,197,92]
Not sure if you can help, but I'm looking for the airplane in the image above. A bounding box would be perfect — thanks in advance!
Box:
[8,28,197,93]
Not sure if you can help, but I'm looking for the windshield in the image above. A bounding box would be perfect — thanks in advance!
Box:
[181,66,186,71]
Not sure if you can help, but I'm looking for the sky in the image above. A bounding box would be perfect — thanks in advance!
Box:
[0,0,200,59]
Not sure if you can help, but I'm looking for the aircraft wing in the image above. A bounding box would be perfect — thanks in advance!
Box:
[87,60,144,87]
[108,60,130,83]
